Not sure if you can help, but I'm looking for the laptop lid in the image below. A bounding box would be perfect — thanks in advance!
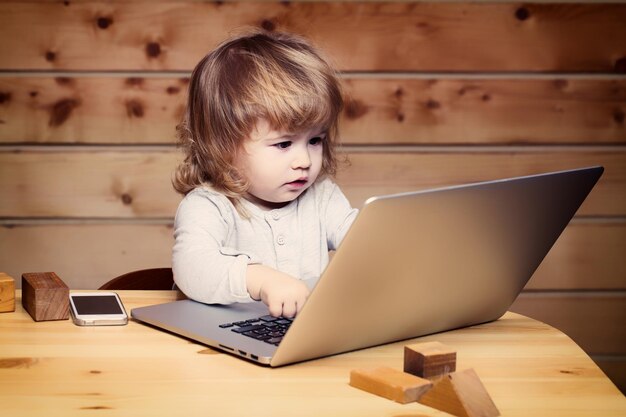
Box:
[132,166,603,367]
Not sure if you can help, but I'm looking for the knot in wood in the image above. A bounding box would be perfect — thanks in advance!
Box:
[260,19,276,32]
[146,42,162,58]
[97,17,113,29]
[121,194,133,205]
[515,7,530,21]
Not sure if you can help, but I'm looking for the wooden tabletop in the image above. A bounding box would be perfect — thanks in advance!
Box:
[1,290,624,417]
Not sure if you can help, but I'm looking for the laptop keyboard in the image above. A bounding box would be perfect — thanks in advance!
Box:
[219,315,293,346]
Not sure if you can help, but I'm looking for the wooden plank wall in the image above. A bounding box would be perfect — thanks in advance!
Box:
[0,0,624,392]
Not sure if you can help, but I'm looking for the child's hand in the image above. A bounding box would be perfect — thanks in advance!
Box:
[246,265,310,318]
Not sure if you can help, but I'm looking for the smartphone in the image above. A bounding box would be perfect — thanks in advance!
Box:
[69,292,128,326]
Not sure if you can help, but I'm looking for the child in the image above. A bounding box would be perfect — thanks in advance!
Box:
[172,30,358,318]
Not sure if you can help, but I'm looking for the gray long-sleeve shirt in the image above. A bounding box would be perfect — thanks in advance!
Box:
[172,178,358,304]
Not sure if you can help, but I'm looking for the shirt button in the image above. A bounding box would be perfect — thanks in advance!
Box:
[277,235,286,245]
[271,212,280,221]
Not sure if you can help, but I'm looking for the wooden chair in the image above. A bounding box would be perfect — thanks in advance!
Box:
[98,268,174,290]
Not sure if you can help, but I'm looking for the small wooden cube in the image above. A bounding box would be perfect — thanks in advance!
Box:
[349,366,433,404]
[404,341,457,379]
[22,272,69,321]
[0,272,16,313]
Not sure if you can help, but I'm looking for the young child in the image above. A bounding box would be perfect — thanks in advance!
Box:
[172,30,358,318]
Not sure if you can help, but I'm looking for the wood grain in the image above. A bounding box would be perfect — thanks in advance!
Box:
[0,76,188,144]
[0,222,626,290]
[349,366,433,404]
[511,292,626,355]
[594,357,626,396]
[0,150,183,218]
[0,2,625,71]
[1,291,624,417]
[417,368,500,417]
[0,0,624,399]
[0,223,174,290]
[527,222,626,291]
[404,341,457,379]
[0,224,623,358]
[341,78,626,145]
[0,149,624,217]
[0,222,623,292]
[21,272,69,321]
[336,152,625,216]
[1,76,624,145]
[0,272,15,313]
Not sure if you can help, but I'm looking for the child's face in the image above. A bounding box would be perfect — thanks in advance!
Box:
[236,119,325,210]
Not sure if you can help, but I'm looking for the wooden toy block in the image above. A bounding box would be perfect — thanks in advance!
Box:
[0,272,16,313]
[417,368,500,417]
[349,366,433,404]
[21,272,69,322]
[404,341,457,379]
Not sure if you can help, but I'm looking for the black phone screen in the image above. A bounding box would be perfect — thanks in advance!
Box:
[72,295,124,315]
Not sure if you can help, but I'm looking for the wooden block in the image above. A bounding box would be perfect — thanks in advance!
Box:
[417,368,500,417]
[404,341,457,379]
[349,366,433,404]
[0,272,16,313]
[21,272,69,321]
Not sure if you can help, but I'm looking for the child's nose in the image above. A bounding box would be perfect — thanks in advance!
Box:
[292,147,312,169]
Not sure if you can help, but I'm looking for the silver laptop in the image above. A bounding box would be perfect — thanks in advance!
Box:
[132,166,603,366]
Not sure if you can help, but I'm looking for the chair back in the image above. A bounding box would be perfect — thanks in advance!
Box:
[98,268,174,290]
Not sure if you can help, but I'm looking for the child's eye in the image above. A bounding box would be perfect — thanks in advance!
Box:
[309,136,324,146]
[274,141,292,149]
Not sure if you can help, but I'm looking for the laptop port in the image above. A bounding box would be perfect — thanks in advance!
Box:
[250,354,259,361]
[238,350,246,356]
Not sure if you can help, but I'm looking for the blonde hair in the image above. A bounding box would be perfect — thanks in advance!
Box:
[173,29,344,210]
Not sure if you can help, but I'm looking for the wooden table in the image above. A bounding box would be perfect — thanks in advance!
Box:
[1,291,624,417]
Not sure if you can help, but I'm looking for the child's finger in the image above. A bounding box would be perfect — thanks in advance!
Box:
[268,301,284,318]
[281,301,297,318]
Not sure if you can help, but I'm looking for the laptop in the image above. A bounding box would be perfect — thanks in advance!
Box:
[132,166,603,366]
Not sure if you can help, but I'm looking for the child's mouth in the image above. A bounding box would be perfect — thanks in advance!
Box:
[286,179,308,187]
